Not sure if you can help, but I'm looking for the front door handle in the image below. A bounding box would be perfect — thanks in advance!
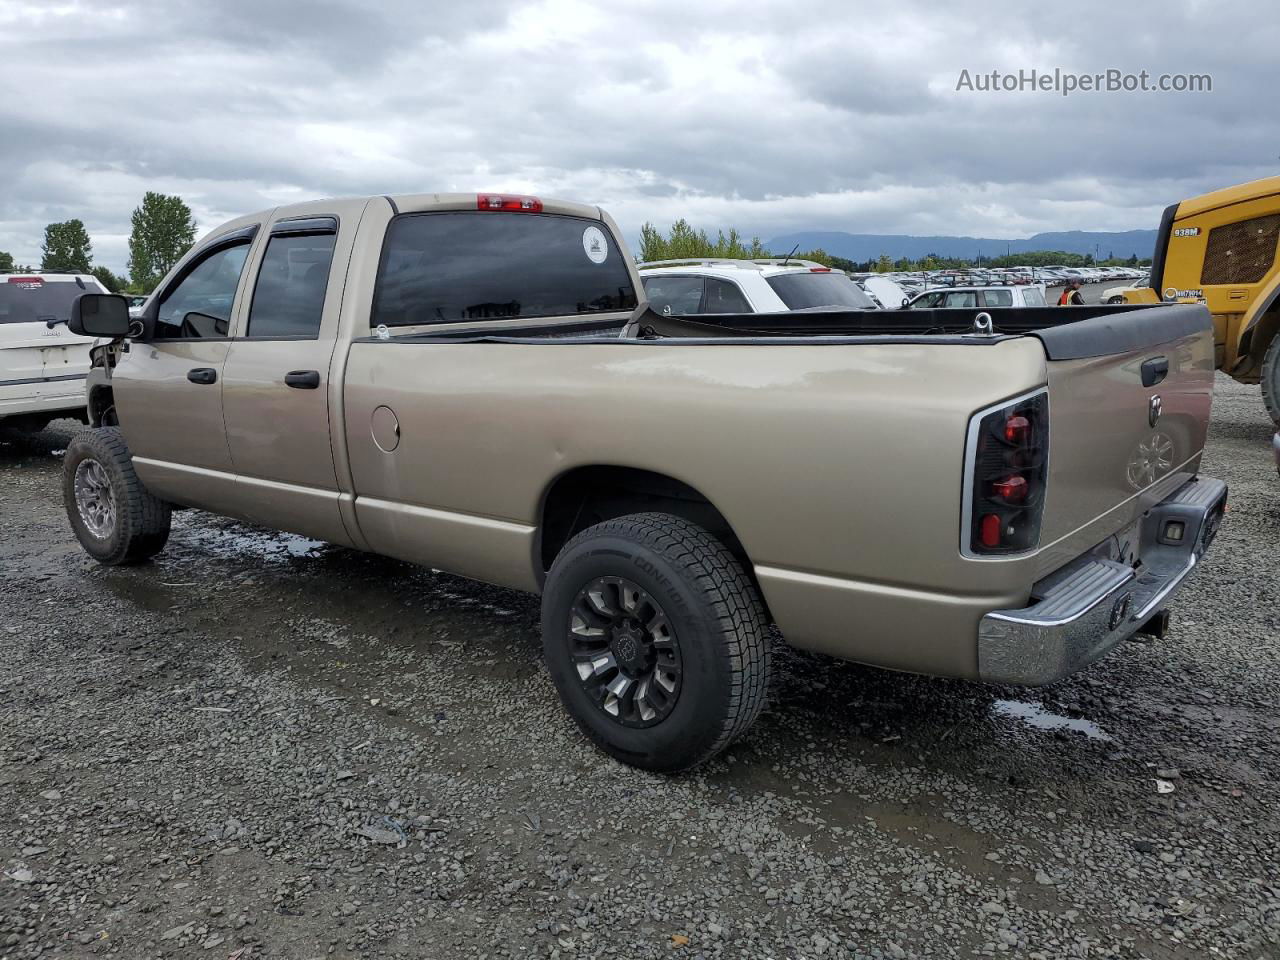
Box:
[187,367,217,385]
[284,370,321,389]
[1141,356,1169,387]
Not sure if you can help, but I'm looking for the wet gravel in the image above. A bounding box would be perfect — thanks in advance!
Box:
[1,376,1277,959]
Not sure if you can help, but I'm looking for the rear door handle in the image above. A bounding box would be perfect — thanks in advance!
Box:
[1141,356,1169,387]
[284,370,321,389]
[187,367,217,385]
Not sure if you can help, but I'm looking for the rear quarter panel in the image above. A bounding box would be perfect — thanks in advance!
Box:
[342,336,1050,677]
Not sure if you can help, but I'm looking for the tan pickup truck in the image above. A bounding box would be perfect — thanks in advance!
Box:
[62,193,1227,771]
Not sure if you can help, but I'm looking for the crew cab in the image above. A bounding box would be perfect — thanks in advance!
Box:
[62,193,1226,772]
[1,273,105,431]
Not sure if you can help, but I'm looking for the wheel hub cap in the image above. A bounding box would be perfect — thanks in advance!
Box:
[568,576,682,727]
[73,458,115,540]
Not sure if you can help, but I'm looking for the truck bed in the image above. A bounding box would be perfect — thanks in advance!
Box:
[380,302,1210,363]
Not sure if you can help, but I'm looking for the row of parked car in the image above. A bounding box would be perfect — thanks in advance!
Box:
[865,264,1148,295]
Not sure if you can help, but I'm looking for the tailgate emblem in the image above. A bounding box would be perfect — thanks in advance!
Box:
[1148,395,1162,427]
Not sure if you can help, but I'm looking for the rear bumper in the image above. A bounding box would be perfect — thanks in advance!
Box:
[0,375,88,419]
[977,476,1227,685]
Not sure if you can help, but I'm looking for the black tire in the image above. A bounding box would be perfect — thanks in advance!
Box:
[1107,296,1126,305]
[1261,333,1280,426]
[541,513,769,772]
[63,427,171,565]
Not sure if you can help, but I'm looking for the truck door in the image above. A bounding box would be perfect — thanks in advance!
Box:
[218,212,353,545]
[112,227,259,514]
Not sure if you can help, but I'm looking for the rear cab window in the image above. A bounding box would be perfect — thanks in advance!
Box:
[0,277,104,325]
[372,213,637,326]
[1022,287,1046,306]
[766,272,875,310]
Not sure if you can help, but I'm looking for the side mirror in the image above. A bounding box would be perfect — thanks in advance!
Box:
[69,293,131,338]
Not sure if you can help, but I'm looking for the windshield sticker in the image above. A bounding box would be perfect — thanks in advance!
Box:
[582,226,608,264]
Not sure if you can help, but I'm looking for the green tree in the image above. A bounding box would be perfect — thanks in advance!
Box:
[638,222,668,262]
[128,192,197,292]
[875,254,893,273]
[40,220,93,273]
[90,265,126,293]
[0,250,13,273]
[638,220,832,266]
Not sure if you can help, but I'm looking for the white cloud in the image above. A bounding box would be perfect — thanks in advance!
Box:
[0,0,1274,272]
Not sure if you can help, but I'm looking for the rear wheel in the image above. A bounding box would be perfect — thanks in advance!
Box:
[1261,333,1280,425]
[541,513,769,772]
[63,427,171,564]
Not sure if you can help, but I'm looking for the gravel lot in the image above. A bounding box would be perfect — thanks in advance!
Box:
[1,377,1277,960]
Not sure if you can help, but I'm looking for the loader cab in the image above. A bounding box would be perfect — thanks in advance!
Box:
[1133,176,1280,423]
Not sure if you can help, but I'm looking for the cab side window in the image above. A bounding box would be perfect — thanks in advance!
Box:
[246,232,336,339]
[981,289,1013,307]
[155,243,250,339]
[702,278,752,313]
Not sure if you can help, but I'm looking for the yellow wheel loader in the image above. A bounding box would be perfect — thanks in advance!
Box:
[1125,175,1280,423]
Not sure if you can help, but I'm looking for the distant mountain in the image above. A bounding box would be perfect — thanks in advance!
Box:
[764,229,1159,262]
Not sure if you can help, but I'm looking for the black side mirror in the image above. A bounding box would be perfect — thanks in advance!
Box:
[69,293,131,338]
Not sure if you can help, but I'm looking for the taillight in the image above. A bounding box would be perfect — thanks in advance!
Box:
[966,392,1048,555]
[476,193,543,213]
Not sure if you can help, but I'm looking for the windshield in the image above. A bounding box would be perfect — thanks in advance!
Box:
[0,278,104,325]
[766,273,875,310]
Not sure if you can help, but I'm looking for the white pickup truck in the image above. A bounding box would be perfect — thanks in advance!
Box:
[1,273,104,431]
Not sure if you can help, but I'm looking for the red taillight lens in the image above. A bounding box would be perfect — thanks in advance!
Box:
[476,194,543,213]
[979,514,1003,548]
[809,267,832,272]
[6,276,42,285]
[992,475,1028,502]
[1004,414,1030,445]
[967,393,1048,555]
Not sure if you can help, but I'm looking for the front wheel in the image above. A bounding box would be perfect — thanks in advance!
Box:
[1261,333,1280,426]
[63,427,171,565]
[1107,295,1126,304]
[541,513,770,772]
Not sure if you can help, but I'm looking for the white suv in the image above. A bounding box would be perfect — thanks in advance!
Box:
[637,259,877,315]
[1,273,105,432]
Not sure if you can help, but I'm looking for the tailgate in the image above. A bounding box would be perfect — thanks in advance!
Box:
[1032,304,1215,577]
[0,323,50,387]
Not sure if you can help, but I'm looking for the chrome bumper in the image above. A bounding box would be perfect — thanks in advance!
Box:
[978,477,1227,685]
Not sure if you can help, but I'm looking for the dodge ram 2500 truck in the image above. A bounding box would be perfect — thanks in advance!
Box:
[62,193,1226,771]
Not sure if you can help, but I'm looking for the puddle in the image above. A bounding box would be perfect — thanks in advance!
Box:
[992,699,1112,741]
[178,524,329,563]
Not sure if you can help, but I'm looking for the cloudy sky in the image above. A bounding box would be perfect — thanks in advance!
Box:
[1,0,1274,273]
